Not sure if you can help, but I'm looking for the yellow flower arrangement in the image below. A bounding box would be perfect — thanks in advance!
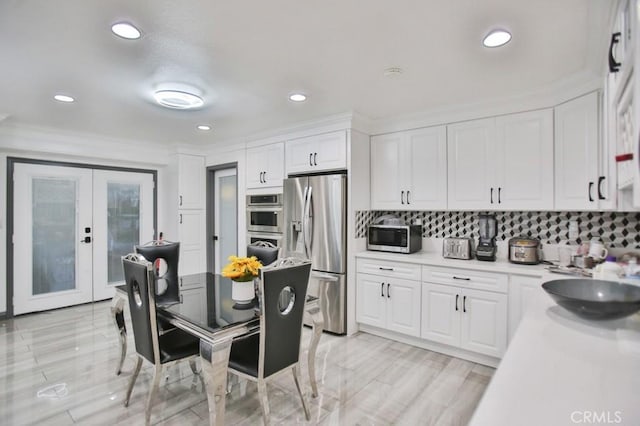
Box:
[222,255,263,282]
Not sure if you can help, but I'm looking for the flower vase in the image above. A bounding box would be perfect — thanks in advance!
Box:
[232,279,256,309]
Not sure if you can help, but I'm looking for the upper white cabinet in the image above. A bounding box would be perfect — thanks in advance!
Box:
[448,109,553,210]
[178,154,205,209]
[371,126,447,210]
[285,131,347,175]
[554,92,601,210]
[246,142,284,189]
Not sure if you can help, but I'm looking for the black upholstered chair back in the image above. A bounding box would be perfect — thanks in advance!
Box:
[260,261,311,378]
[123,255,158,365]
[247,241,279,266]
[135,241,180,304]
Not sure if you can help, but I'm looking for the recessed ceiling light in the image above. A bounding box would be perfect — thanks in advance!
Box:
[289,93,307,102]
[483,29,512,48]
[197,125,211,131]
[154,90,204,110]
[111,22,141,40]
[53,94,75,103]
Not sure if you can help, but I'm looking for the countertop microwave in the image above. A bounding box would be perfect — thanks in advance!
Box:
[367,224,422,254]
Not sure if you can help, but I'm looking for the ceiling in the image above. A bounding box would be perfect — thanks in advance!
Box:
[0,0,613,146]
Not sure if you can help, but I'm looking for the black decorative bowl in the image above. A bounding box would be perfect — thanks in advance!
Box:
[542,279,640,320]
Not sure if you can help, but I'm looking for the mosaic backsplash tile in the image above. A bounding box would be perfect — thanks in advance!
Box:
[355,210,640,249]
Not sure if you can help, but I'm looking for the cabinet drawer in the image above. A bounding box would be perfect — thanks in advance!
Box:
[422,266,507,293]
[357,258,421,281]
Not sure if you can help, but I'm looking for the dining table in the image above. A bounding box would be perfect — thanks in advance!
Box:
[109,272,324,426]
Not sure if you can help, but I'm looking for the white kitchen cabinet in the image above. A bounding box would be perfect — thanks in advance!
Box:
[285,131,347,174]
[421,282,507,358]
[508,275,544,340]
[246,142,284,189]
[356,272,422,337]
[371,126,447,210]
[447,110,553,210]
[554,92,601,210]
[177,209,206,275]
[178,154,205,209]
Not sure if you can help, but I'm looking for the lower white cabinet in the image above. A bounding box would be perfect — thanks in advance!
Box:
[356,273,421,337]
[421,282,508,358]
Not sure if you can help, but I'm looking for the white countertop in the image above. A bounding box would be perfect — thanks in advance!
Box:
[356,249,549,276]
[470,291,640,426]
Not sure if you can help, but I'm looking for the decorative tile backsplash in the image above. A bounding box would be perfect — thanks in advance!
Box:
[355,210,640,249]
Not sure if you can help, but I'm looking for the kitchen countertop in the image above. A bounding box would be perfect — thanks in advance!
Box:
[469,289,640,426]
[356,250,550,276]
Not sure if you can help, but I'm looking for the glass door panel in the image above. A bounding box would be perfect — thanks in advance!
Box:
[214,168,237,273]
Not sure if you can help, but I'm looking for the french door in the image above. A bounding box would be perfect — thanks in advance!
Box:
[13,163,154,315]
[213,168,237,273]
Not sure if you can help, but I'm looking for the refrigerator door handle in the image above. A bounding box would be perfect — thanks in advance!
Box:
[304,186,313,259]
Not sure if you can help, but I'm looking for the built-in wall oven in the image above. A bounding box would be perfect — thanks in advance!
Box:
[246,194,283,233]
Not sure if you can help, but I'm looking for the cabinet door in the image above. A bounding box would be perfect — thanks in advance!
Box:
[554,92,600,210]
[508,275,543,341]
[356,273,387,329]
[178,154,205,209]
[405,126,448,210]
[386,278,421,337]
[460,288,507,358]
[370,133,404,209]
[447,118,495,210]
[177,210,206,275]
[495,110,554,210]
[285,131,346,174]
[246,143,284,189]
[421,283,460,346]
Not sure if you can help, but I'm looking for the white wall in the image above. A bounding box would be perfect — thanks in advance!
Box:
[0,125,175,315]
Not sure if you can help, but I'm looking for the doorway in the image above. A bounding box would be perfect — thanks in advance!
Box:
[9,160,156,315]
[207,164,237,273]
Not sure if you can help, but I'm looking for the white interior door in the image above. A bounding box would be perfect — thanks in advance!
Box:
[13,164,94,315]
[214,168,237,273]
[92,170,155,301]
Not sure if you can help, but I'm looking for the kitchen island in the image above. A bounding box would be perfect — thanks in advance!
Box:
[469,284,640,425]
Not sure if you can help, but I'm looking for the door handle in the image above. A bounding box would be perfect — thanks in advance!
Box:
[455,294,459,311]
[588,182,594,202]
[406,190,411,205]
[490,187,494,204]
[498,187,501,204]
[401,190,405,204]
[463,295,467,313]
[609,32,621,73]
[309,153,313,166]
[313,152,317,166]
[80,236,91,243]
[387,283,390,298]
[598,176,605,200]
[381,282,385,297]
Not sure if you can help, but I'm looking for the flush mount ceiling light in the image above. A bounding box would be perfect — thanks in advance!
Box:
[111,22,141,40]
[289,93,307,102]
[153,90,204,110]
[483,29,512,48]
[197,124,211,131]
[53,94,75,103]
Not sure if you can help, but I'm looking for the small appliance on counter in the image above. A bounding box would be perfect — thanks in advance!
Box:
[476,214,497,261]
[508,237,541,265]
[443,237,474,260]
[367,215,422,254]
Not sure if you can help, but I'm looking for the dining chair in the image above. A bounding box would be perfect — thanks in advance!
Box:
[121,253,200,426]
[228,257,312,424]
[135,240,180,304]
[247,240,279,266]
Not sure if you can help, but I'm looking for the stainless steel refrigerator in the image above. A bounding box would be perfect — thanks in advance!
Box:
[283,173,347,334]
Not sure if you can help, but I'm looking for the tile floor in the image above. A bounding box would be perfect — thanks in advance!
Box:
[0,301,493,425]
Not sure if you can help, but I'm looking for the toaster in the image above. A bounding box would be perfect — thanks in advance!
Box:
[443,237,475,260]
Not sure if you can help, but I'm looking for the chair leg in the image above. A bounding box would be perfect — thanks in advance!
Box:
[257,380,271,425]
[292,365,310,421]
[124,356,143,407]
[145,365,163,426]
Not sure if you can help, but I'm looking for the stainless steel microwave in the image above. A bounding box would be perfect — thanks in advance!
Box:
[367,225,422,254]
[246,194,283,233]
